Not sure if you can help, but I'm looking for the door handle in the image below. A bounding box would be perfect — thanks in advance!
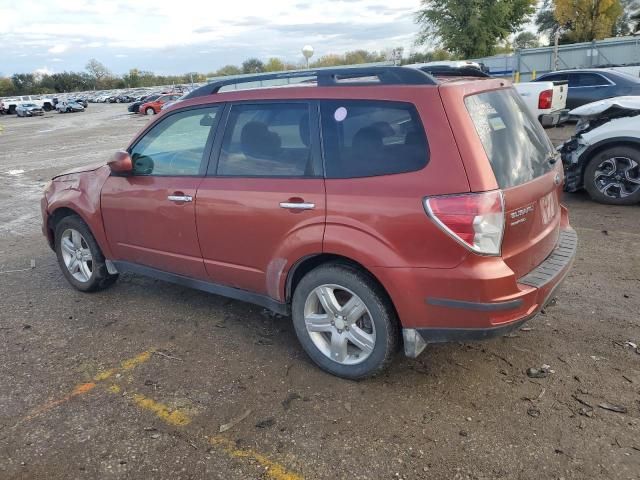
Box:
[279,202,315,210]
[168,194,193,202]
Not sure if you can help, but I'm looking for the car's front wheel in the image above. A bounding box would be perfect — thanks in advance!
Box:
[292,263,399,379]
[55,215,118,292]
[145,107,155,115]
[584,146,640,205]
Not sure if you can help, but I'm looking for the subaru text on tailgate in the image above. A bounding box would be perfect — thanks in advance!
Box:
[41,66,577,379]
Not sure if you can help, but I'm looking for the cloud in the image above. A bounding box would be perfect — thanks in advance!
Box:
[34,67,53,76]
[48,44,68,54]
[2,0,424,75]
[51,58,63,62]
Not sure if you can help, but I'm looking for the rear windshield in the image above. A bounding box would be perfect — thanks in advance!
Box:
[465,89,555,188]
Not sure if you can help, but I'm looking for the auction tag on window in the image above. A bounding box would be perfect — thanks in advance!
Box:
[334,107,347,122]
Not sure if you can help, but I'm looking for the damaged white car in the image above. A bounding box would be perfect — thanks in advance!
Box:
[560,96,640,205]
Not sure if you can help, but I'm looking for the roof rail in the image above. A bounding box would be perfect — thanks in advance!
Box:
[416,65,491,78]
[183,66,437,99]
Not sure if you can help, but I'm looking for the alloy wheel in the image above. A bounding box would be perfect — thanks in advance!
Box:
[60,228,93,283]
[594,156,640,199]
[303,284,376,365]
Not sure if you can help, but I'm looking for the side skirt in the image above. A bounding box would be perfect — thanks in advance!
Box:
[111,260,290,316]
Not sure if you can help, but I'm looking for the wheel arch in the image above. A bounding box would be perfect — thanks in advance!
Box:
[578,136,640,186]
[285,253,399,319]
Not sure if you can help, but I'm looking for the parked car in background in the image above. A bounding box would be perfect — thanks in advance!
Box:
[560,96,640,205]
[138,93,181,115]
[56,101,85,113]
[1,95,54,114]
[535,69,640,109]
[42,66,576,379]
[128,94,160,113]
[68,98,88,108]
[16,103,45,117]
[514,80,569,127]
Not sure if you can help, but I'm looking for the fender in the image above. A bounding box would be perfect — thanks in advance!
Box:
[46,165,114,259]
[573,136,640,190]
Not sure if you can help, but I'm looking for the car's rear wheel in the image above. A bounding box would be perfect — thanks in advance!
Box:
[584,146,640,205]
[145,107,155,115]
[54,215,118,292]
[292,263,398,379]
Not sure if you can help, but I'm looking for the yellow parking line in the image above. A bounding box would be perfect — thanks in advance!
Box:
[209,436,304,480]
[20,349,154,423]
[130,393,191,426]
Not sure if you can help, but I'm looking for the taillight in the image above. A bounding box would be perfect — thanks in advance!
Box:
[424,190,505,256]
[538,89,553,110]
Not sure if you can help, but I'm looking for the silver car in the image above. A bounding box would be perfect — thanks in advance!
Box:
[16,103,45,117]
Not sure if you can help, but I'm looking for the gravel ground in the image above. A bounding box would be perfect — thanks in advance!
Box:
[1,104,639,480]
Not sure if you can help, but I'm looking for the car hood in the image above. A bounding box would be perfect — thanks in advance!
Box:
[569,96,640,118]
[52,162,108,179]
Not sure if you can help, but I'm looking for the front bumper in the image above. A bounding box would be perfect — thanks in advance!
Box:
[401,227,577,357]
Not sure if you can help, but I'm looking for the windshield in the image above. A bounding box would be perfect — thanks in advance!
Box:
[465,88,555,189]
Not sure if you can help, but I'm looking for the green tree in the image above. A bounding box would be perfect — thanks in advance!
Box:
[514,31,540,49]
[11,73,36,93]
[264,57,286,72]
[214,65,242,76]
[555,0,623,42]
[242,58,265,74]
[122,68,141,88]
[0,77,15,96]
[415,0,536,58]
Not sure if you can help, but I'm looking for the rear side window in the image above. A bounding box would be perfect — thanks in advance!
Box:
[320,100,428,178]
[465,89,555,189]
[575,73,609,87]
[217,103,313,177]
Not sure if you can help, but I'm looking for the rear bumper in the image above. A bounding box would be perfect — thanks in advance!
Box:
[374,225,577,358]
[539,109,570,127]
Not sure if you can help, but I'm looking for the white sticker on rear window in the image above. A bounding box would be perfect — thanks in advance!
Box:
[334,106,347,122]
[488,116,506,131]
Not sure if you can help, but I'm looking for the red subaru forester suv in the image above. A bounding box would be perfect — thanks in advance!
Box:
[42,67,577,379]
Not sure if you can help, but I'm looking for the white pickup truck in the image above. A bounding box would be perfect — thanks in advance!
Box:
[0,95,54,114]
[514,80,569,127]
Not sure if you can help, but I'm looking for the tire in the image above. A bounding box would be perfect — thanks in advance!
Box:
[583,146,640,205]
[145,107,155,115]
[8,105,16,114]
[43,103,52,112]
[292,263,399,379]
[54,215,118,292]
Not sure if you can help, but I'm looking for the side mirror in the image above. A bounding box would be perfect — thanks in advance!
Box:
[108,151,133,174]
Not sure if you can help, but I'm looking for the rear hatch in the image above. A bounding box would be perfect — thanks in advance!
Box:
[464,88,562,277]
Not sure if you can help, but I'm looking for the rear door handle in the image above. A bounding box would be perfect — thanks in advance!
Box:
[168,194,193,202]
[279,202,315,210]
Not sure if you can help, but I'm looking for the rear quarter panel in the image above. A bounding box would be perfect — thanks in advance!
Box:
[322,86,472,269]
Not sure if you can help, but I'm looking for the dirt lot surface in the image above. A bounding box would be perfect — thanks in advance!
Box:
[1,105,639,480]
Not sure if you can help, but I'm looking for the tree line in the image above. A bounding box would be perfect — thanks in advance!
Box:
[2,0,638,96]
[416,0,639,58]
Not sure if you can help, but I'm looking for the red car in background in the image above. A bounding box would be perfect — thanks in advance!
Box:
[138,93,181,115]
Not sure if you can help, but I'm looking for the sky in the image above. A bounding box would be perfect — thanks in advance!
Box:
[0,0,428,76]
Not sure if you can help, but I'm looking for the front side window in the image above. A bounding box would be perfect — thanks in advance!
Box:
[130,106,219,176]
[216,103,313,177]
[320,100,428,178]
